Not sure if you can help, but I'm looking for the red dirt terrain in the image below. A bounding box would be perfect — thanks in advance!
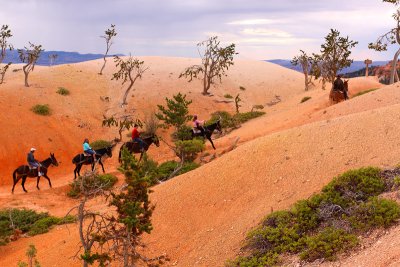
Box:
[1,57,397,267]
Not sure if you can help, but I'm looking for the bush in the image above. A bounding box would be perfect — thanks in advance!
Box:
[90,140,112,150]
[175,125,193,141]
[31,104,51,116]
[300,96,311,103]
[234,111,265,124]
[352,88,378,98]
[226,253,279,267]
[322,167,384,207]
[56,87,70,95]
[224,94,233,99]
[174,139,205,162]
[351,197,400,230]
[209,111,239,129]
[0,209,76,245]
[300,228,358,261]
[68,173,118,198]
[157,160,201,181]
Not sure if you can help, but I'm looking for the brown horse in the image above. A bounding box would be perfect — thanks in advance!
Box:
[12,153,59,193]
[118,135,160,162]
[329,80,349,104]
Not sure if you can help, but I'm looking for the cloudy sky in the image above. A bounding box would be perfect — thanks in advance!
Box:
[0,0,398,60]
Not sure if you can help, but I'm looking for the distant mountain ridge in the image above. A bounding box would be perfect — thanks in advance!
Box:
[266,59,389,74]
[2,50,124,66]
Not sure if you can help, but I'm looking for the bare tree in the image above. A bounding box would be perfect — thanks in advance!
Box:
[112,55,148,106]
[18,42,44,87]
[291,50,314,91]
[0,24,13,85]
[179,36,237,95]
[48,53,58,66]
[369,1,400,84]
[99,24,117,75]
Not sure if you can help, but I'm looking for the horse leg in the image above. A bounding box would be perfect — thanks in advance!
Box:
[43,174,52,188]
[12,176,22,194]
[36,176,41,190]
[77,164,82,177]
[207,136,216,150]
[73,164,78,180]
[21,176,28,193]
[99,160,105,173]
[139,152,143,162]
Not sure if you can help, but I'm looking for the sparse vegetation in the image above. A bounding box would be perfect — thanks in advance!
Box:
[56,87,70,95]
[224,94,233,99]
[208,110,265,132]
[300,96,312,103]
[179,36,237,95]
[89,139,113,150]
[292,50,314,91]
[227,167,400,266]
[239,86,246,91]
[99,24,117,75]
[18,42,44,87]
[67,173,118,198]
[0,24,13,85]
[31,104,51,116]
[0,208,75,245]
[102,115,140,142]
[17,244,41,267]
[352,88,379,98]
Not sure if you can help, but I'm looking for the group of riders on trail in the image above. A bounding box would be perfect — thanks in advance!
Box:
[25,114,209,179]
[333,74,349,100]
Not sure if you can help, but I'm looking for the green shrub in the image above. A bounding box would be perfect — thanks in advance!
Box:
[300,96,311,103]
[175,124,193,141]
[90,140,112,150]
[322,167,384,207]
[224,94,233,99]
[174,139,205,162]
[31,104,51,116]
[234,111,265,124]
[209,111,239,129]
[226,252,279,267]
[68,173,118,198]
[351,197,400,230]
[0,209,76,245]
[300,228,358,261]
[352,88,378,98]
[56,87,70,95]
[292,199,320,233]
[157,160,201,181]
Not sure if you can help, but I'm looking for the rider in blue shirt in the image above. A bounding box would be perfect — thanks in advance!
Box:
[83,138,96,162]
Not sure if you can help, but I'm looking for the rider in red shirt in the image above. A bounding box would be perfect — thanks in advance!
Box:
[132,124,145,151]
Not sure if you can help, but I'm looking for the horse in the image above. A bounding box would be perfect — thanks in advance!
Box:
[11,153,59,193]
[329,80,349,104]
[72,146,113,179]
[118,135,160,162]
[191,119,222,150]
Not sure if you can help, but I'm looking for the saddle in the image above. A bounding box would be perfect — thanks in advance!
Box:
[192,128,202,134]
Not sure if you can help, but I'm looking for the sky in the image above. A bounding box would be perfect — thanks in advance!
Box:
[0,0,398,60]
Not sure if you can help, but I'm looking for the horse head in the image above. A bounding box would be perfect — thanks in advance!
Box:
[106,146,113,158]
[50,153,59,166]
[152,135,160,147]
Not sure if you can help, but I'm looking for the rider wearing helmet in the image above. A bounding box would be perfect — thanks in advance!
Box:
[27,148,43,177]
[192,115,205,136]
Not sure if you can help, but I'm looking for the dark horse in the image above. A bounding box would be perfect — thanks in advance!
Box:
[72,146,113,179]
[191,119,222,149]
[118,135,160,162]
[329,80,349,104]
[12,153,59,193]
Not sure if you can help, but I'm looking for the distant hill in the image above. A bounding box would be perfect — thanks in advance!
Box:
[267,59,389,74]
[2,50,124,66]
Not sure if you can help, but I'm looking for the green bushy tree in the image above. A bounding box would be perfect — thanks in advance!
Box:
[0,24,13,85]
[18,42,44,87]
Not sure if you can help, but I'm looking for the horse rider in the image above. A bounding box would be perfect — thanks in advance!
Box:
[192,115,206,136]
[333,74,348,100]
[132,124,146,152]
[27,147,43,177]
[83,138,97,162]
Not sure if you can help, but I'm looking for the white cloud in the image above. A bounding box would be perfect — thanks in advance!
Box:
[241,28,292,38]
[227,19,282,25]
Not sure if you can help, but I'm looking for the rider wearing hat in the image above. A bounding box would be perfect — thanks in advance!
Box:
[333,74,348,100]
[27,148,43,177]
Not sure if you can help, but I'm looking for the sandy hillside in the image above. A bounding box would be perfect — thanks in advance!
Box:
[0,57,397,267]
